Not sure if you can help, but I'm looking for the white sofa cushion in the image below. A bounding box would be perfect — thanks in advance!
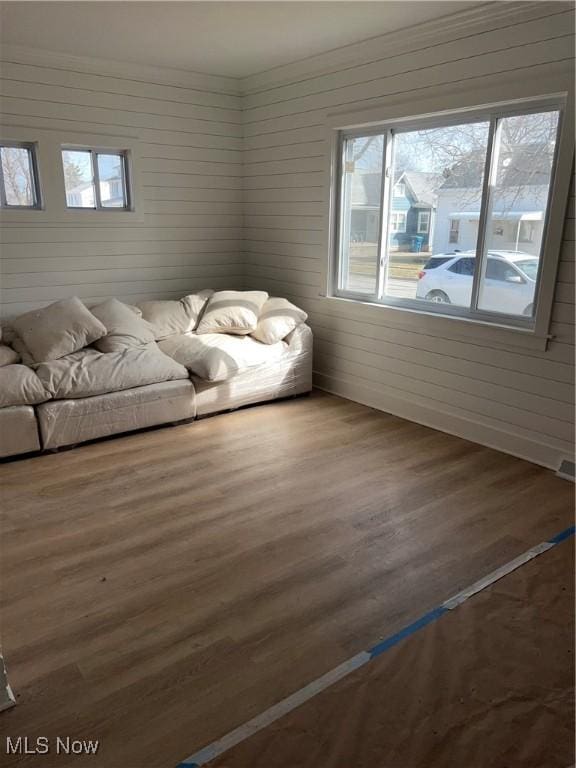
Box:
[195,291,268,336]
[0,344,20,367]
[35,346,189,400]
[91,298,156,353]
[11,297,107,363]
[0,364,50,407]
[251,297,308,345]
[137,290,213,340]
[158,332,287,382]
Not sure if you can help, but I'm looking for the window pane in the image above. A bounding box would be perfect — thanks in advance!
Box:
[1,146,36,206]
[62,150,95,208]
[477,110,559,316]
[339,134,384,295]
[385,121,490,307]
[98,153,126,208]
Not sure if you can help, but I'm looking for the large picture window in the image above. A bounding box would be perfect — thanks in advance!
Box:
[333,100,562,327]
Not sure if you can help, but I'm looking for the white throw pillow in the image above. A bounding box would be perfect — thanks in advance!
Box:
[0,344,20,367]
[137,290,213,340]
[91,298,156,353]
[11,297,107,363]
[251,297,308,345]
[196,291,269,335]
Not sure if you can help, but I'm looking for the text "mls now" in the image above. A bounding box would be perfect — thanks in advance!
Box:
[6,736,100,755]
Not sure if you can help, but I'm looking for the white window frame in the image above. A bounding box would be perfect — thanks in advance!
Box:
[325,90,574,351]
[0,141,42,210]
[62,146,131,211]
[417,211,430,234]
[390,211,407,232]
[394,182,405,196]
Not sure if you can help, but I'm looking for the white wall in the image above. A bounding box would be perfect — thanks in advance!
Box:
[240,2,575,469]
[0,46,245,316]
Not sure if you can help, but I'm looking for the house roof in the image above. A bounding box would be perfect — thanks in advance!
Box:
[351,171,381,208]
[399,171,444,208]
[351,169,444,209]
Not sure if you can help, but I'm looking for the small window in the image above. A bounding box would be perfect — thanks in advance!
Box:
[417,211,430,233]
[62,148,130,210]
[394,182,405,196]
[390,212,407,232]
[0,142,40,209]
[449,219,460,244]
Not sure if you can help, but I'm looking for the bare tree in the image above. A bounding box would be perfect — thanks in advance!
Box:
[1,149,33,205]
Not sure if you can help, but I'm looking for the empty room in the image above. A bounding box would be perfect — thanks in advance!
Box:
[0,1,574,766]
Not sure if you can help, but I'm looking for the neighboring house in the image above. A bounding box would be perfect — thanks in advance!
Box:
[389,171,443,252]
[65,176,124,208]
[350,170,381,244]
[350,169,442,252]
[432,143,552,256]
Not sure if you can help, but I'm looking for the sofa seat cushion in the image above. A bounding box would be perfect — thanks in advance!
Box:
[158,332,287,382]
[35,346,189,400]
[0,364,51,407]
[37,380,196,450]
[0,406,41,458]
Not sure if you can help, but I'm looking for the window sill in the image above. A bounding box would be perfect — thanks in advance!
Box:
[321,293,550,353]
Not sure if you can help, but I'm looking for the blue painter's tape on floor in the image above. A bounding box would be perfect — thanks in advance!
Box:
[176,523,575,767]
[368,606,448,659]
[548,525,576,545]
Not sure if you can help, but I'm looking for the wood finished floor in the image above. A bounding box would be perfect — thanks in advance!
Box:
[0,390,573,767]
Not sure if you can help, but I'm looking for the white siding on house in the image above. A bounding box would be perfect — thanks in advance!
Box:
[0,47,244,316]
[240,2,575,469]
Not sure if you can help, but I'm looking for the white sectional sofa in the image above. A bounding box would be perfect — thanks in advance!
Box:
[0,291,312,458]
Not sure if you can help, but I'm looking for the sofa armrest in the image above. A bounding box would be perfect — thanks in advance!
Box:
[285,323,312,354]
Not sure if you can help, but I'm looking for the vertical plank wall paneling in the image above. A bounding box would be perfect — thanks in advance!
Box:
[0,49,244,315]
[240,3,575,469]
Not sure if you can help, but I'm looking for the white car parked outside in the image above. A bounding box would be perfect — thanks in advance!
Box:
[415,250,539,316]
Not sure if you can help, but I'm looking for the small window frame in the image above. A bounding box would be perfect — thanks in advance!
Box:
[417,210,430,234]
[61,146,132,212]
[0,141,42,210]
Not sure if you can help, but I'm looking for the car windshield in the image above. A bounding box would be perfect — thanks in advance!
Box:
[514,260,539,280]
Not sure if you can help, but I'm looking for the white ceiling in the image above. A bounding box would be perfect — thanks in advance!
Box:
[0,1,482,79]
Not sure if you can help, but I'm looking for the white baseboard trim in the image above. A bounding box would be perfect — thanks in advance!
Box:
[314,372,568,472]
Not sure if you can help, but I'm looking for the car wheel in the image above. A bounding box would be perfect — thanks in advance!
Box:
[523,303,534,316]
[425,290,451,304]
